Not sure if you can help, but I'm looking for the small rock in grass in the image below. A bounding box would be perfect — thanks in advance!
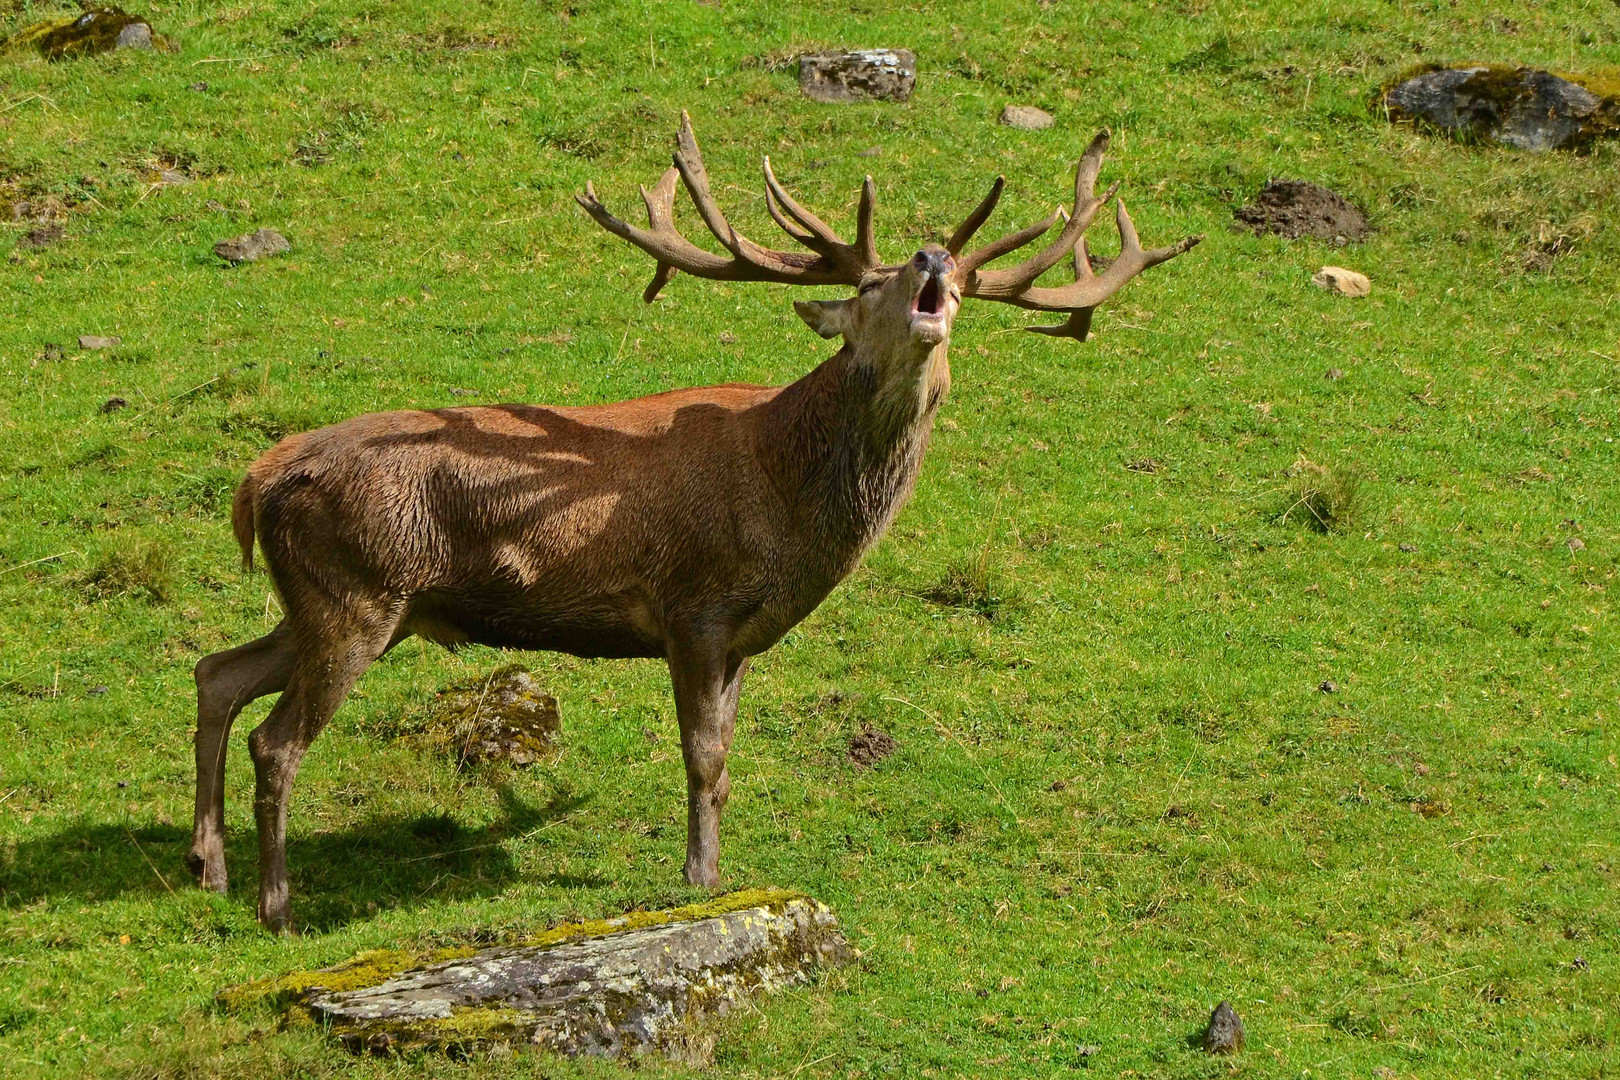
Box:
[448,387,479,397]
[847,725,896,770]
[1000,104,1055,130]
[213,228,291,264]
[718,331,738,345]
[20,224,65,248]
[1236,180,1371,243]
[189,81,208,91]
[99,397,128,414]
[1567,536,1585,552]
[856,146,882,158]
[1076,1043,1100,1058]
[1203,1000,1245,1054]
[1324,367,1344,380]
[88,684,109,695]
[155,168,190,187]
[1399,542,1416,552]
[79,334,122,350]
[1312,266,1370,298]
[1319,679,1338,693]
[1571,956,1589,971]
[799,49,916,103]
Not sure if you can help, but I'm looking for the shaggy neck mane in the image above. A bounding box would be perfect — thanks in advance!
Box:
[760,340,952,562]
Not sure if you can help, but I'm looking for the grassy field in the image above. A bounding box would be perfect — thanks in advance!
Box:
[1,0,1617,1076]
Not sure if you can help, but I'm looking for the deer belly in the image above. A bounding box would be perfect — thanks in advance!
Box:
[405,587,665,659]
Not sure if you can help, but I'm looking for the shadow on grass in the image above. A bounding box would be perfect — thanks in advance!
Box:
[0,785,599,929]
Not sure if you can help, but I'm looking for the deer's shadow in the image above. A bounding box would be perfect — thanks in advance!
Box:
[0,784,601,930]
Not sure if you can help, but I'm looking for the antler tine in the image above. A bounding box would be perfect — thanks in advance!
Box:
[761,157,844,251]
[954,131,1203,341]
[957,206,1065,275]
[670,111,742,257]
[855,175,879,268]
[763,182,818,248]
[579,111,877,300]
[635,169,682,302]
[946,175,1004,257]
[760,155,881,278]
[576,180,733,277]
[1026,227,1095,339]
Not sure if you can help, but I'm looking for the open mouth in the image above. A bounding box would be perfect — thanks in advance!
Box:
[912,274,944,318]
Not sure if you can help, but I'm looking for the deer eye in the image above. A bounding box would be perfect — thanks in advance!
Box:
[858,279,885,295]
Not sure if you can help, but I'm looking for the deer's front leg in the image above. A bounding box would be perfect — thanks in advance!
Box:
[668,643,747,887]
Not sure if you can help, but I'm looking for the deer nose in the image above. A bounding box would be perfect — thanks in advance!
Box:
[912,249,953,278]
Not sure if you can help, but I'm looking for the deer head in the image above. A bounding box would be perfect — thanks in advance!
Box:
[576,113,1202,351]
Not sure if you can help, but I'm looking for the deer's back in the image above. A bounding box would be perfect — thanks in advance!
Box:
[243,386,794,656]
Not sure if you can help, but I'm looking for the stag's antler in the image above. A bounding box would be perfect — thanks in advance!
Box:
[947,131,1203,340]
[576,111,881,302]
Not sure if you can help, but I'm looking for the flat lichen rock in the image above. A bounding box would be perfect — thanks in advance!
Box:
[219,889,849,1059]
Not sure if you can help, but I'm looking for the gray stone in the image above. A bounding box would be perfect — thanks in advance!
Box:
[1385,67,1613,152]
[78,334,122,350]
[114,20,152,49]
[213,228,290,264]
[799,49,916,103]
[1000,104,1054,130]
[1203,1000,1245,1054]
[220,891,849,1060]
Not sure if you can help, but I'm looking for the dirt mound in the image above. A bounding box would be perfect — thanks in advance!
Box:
[847,725,896,770]
[1235,180,1370,243]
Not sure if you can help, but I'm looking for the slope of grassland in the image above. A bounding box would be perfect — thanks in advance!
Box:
[0,1,1616,1077]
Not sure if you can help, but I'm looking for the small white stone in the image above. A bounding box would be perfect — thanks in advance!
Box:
[1312,266,1370,298]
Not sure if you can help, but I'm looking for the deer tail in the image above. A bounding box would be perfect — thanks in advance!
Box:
[231,475,257,572]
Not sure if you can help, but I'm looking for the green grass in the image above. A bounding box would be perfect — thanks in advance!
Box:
[1,0,1617,1077]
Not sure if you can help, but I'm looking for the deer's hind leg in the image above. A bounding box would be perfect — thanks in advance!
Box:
[248,606,403,933]
[188,621,296,892]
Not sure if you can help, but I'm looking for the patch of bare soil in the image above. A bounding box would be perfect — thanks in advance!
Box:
[1235,180,1371,243]
[847,725,896,770]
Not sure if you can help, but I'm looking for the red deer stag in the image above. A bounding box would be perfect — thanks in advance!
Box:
[189,112,1200,932]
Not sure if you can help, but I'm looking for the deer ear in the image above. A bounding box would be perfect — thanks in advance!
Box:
[793,299,855,340]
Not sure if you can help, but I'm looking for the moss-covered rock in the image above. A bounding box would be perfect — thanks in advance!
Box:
[1383,65,1620,152]
[408,664,561,769]
[218,889,849,1061]
[3,8,169,61]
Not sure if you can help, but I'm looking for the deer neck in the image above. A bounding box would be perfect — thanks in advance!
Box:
[761,339,952,558]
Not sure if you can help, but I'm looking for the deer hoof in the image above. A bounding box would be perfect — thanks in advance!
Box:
[184,850,228,893]
[682,861,721,888]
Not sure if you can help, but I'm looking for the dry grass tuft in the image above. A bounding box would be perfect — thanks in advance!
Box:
[1278,459,1365,534]
[80,540,174,603]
